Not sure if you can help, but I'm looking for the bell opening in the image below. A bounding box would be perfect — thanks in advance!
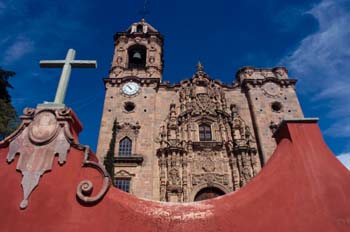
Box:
[128,45,146,69]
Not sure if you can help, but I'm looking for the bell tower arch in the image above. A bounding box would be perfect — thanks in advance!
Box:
[110,19,163,80]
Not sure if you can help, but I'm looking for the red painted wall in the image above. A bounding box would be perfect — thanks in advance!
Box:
[0,121,349,232]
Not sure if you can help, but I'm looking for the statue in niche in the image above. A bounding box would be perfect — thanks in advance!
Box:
[230,104,255,146]
[241,166,252,185]
[188,84,195,98]
[240,153,253,185]
[160,125,166,139]
[167,168,181,186]
[179,88,186,102]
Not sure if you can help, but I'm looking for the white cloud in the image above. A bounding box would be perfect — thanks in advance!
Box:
[281,0,350,138]
[336,152,350,170]
[2,36,34,65]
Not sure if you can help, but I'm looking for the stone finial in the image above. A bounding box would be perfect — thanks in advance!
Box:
[197,61,204,74]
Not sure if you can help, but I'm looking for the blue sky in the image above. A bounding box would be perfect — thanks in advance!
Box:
[1,0,349,166]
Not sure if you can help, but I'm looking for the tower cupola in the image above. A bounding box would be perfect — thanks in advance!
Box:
[110,19,163,80]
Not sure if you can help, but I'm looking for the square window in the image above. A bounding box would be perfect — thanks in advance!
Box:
[199,124,212,141]
[115,178,131,192]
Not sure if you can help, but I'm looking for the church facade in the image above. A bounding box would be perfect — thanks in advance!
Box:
[96,19,304,202]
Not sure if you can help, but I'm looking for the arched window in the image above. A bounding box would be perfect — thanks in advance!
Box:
[199,124,212,141]
[136,24,143,33]
[119,137,132,157]
[128,45,146,69]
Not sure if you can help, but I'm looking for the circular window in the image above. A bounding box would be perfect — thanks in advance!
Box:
[271,101,283,112]
[124,102,135,112]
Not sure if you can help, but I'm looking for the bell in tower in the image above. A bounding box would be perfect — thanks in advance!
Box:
[109,19,164,80]
[128,45,146,69]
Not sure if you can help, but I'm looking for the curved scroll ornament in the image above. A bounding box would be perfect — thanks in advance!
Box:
[75,145,111,205]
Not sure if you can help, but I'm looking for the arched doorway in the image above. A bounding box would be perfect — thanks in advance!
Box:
[194,187,225,201]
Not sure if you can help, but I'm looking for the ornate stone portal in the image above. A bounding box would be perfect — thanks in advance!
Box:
[157,64,261,202]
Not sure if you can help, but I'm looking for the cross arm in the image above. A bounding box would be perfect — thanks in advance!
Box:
[70,60,97,68]
[40,60,66,68]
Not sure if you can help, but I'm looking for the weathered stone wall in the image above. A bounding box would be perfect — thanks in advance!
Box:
[237,67,304,162]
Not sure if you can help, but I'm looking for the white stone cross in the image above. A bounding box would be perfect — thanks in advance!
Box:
[40,48,97,105]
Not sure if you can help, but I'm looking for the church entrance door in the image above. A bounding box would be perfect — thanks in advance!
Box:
[194,187,225,201]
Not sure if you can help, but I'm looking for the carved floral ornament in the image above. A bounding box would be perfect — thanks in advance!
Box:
[2,107,111,209]
[117,121,140,134]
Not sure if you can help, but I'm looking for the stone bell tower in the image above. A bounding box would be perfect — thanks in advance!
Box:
[96,19,164,199]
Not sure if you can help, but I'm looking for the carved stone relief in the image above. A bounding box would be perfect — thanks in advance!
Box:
[192,173,229,186]
[4,107,111,209]
[156,65,262,202]
[6,108,72,209]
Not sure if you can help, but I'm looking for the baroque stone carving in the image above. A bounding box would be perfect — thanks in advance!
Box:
[116,121,140,136]
[192,173,229,186]
[3,107,111,209]
[167,168,181,186]
[5,108,73,209]
[156,64,262,202]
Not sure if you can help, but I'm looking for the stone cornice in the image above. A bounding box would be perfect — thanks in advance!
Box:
[157,78,238,90]
[104,77,161,87]
[236,66,289,81]
[109,65,163,76]
[114,156,144,166]
[114,32,163,44]
[242,78,297,89]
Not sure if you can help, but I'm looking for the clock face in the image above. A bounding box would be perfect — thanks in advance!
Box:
[262,82,280,97]
[122,82,140,96]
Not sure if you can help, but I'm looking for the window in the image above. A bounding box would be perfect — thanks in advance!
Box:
[115,178,130,192]
[124,102,135,112]
[119,137,132,157]
[136,24,143,33]
[271,101,283,112]
[128,45,146,69]
[199,124,212,141]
